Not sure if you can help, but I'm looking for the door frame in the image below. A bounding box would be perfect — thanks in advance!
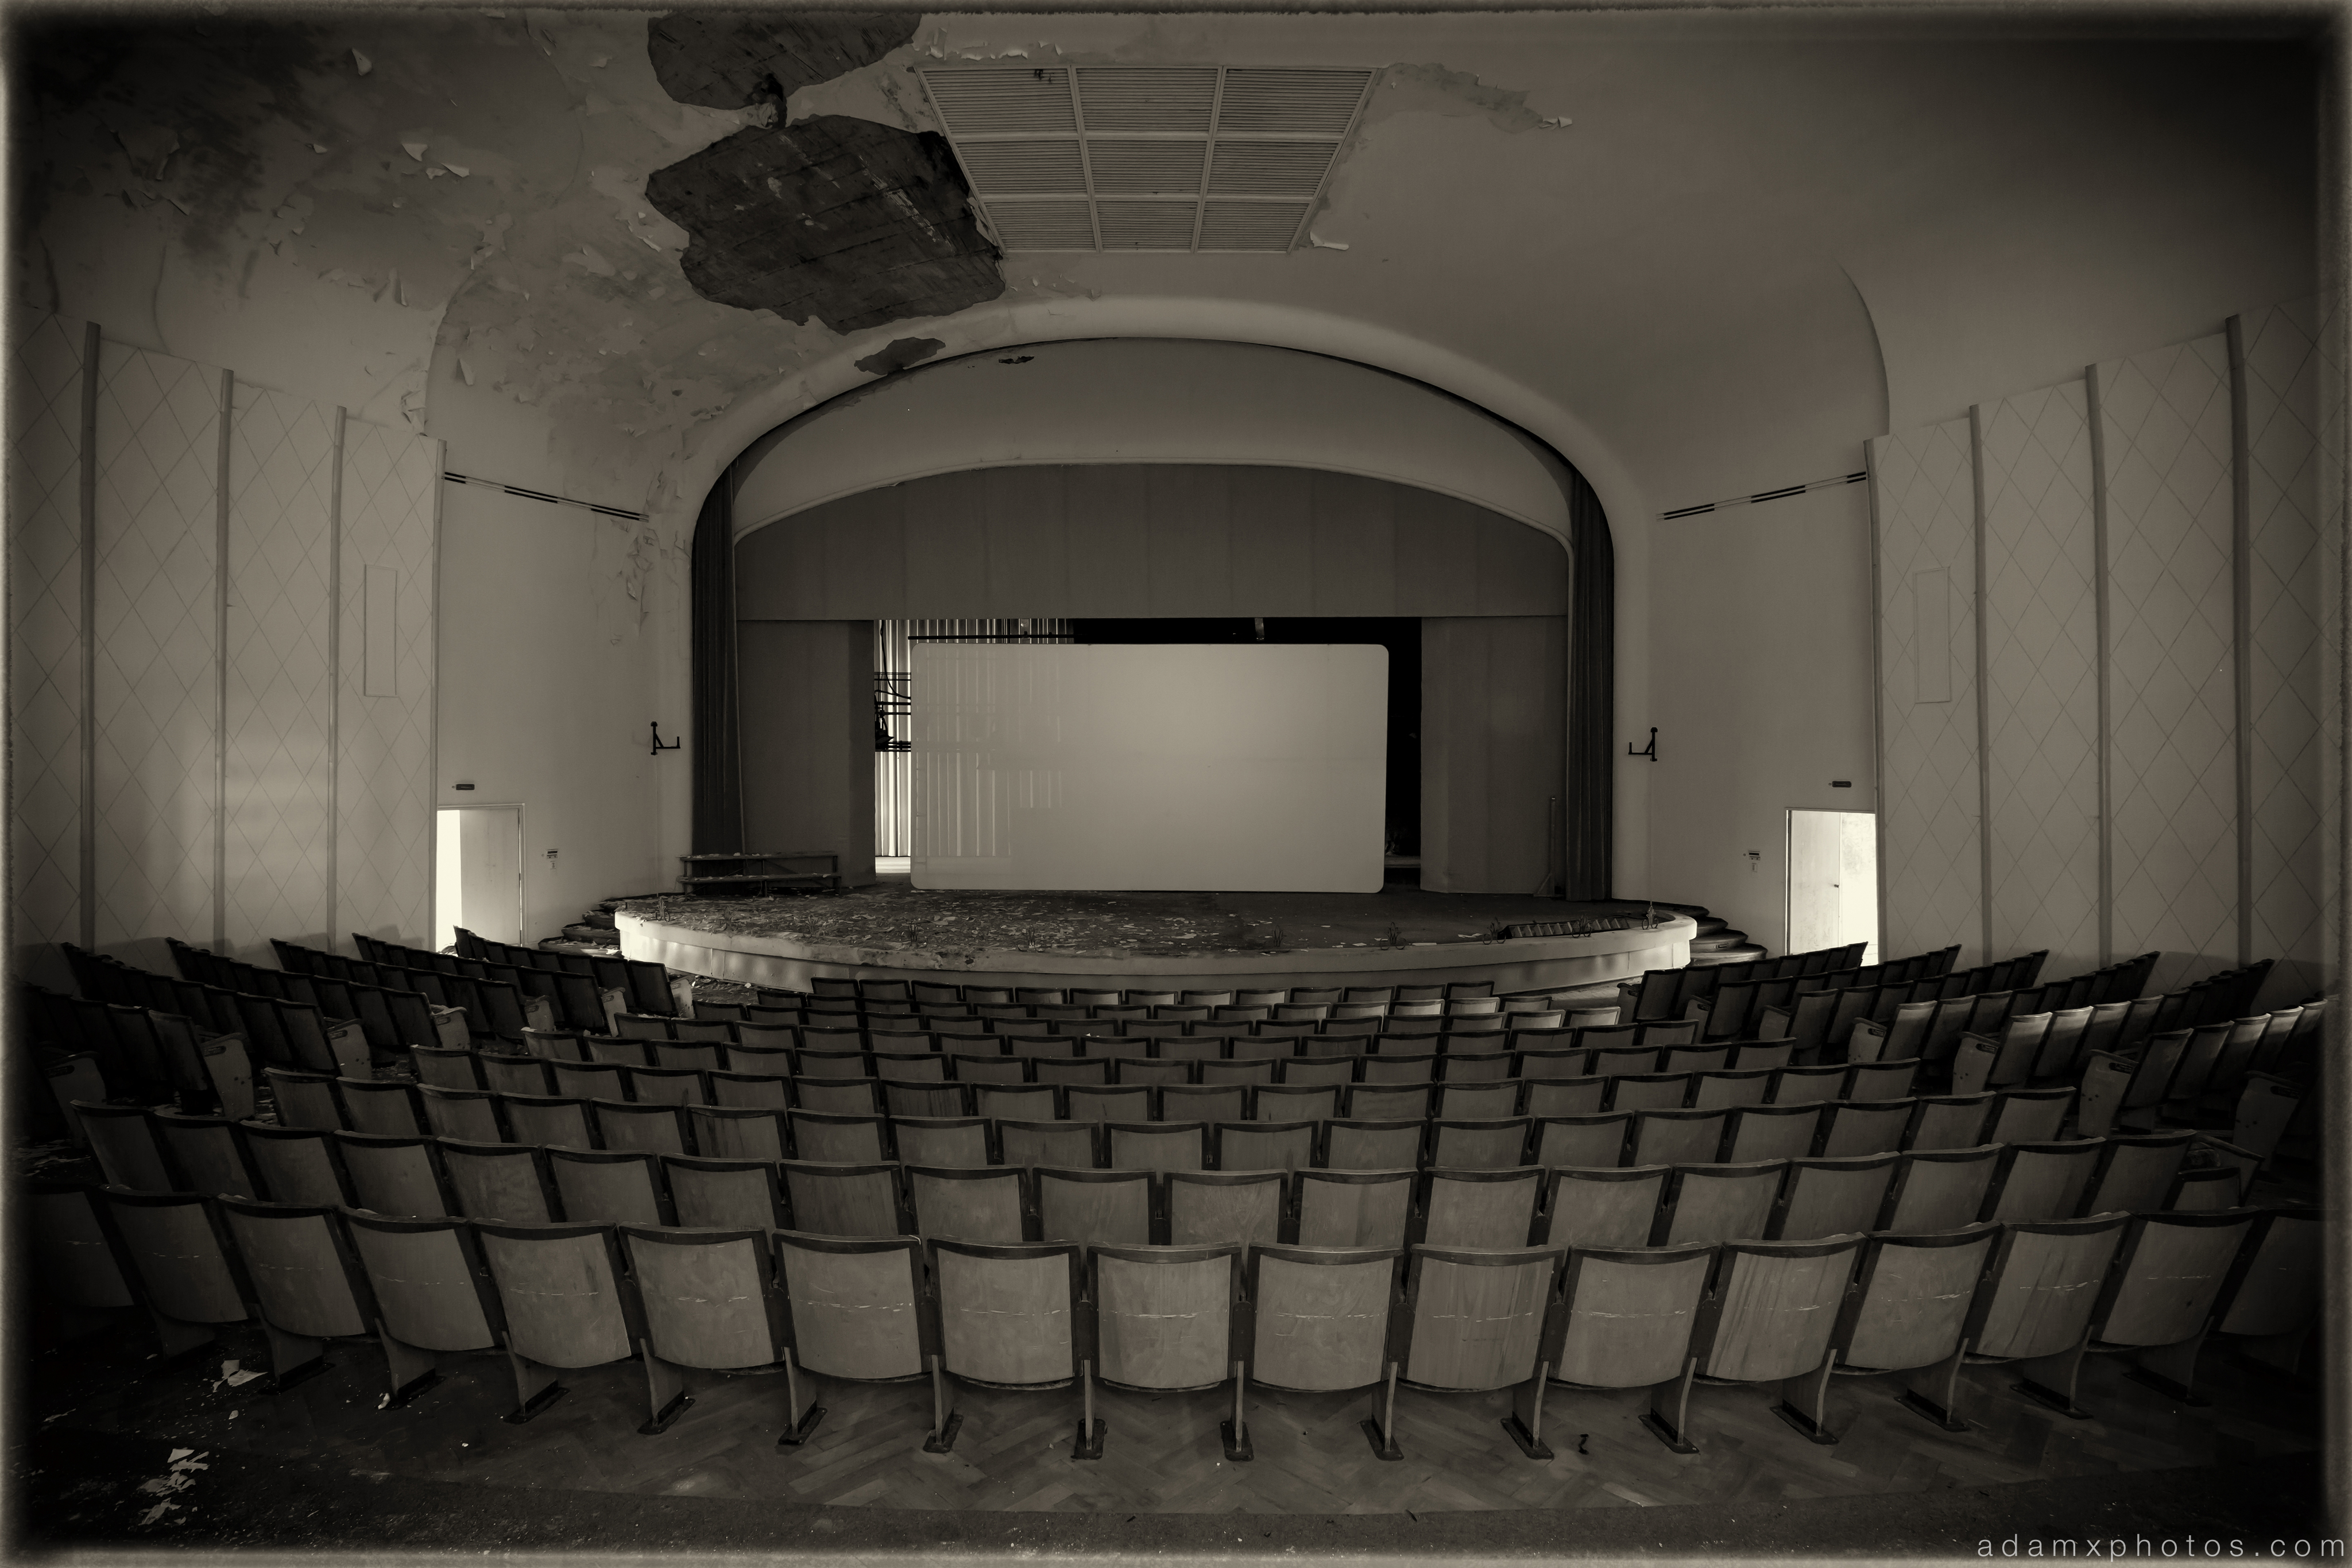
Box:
[1785,806,1877,961]
[437,802,526,947]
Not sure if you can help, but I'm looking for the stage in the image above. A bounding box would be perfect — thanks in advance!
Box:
[614,882,1695,996]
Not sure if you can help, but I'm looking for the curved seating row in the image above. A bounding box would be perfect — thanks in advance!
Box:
[33,1179,2319,1463]
[1622,942,1970,1025]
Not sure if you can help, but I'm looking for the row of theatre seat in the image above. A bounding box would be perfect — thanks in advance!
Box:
[64,1089,2264,1246]
[33,1178,2319,1462]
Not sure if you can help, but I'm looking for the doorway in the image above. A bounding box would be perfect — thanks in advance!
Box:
[435,805,524,952]
[1787,808,1877,964]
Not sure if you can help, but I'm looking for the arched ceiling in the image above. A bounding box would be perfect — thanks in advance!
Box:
[17,6,2320,547]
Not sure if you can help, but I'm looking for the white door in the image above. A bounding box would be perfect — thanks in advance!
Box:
[435,806,524,951]
[1787,809,1877,964]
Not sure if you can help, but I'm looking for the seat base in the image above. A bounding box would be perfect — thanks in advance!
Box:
[2122,1365,2208,1407]
[639,1391,694,1436]
[1897,1389,1970,1433]
[1220,1419,1252,1462]
[1637,1411,1699,1455]
[775,1401,826,1447]
[2011,1379,2091,1420]
[1071,1418,1106,1461]
[1770,1400,1839,1445]
[503,1381,568,1423]
[266,1355,333,1396]
[1359,1417,1403,1461]
[1502,1414,1553,1459]
[385,1368,443,1410]
[920,1411,962,1454]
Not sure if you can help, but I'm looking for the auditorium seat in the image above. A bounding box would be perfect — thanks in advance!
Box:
[1630,1107,1729,1166]
[780,1159,903,1237]
[1546,1240,1713,1450]
[1771,1153,1900,1240]
[334,1130,448,1217]
[2011,1209,2254,1418]
[1036,1166,1150,1247]
[1092,1242,1252,1459]
[216,1195,374,1391]
[1420,1166,1541,1248]
[2208,1207,2323,1376]
[1399,1243,1565,1458]
[999,1119,1097,1168]
[1167,1171,1283,1246]
[153,1109,260,1199]
[2230,1075,2300,1162]
[1607,1071,1688,1112]
[1428,1116,1530,1169]
[1982,1086,2075,1145]
[1655,1160,1785,1245]
[1766,1063,1846,1106]
[1109,1121,1205,1172]
[1533,1112,1630,1168]
[2078,1129,2194,1216]
[1904,1091,1994,1151]
[548,1147,667,1226]
[1722,1104,1821,1163]
[1326,1118,1425,1171]
[1541,1164,1668,1247]
[1786,1222,2002,1437]
[1244,1244,1408,1458]
[1217,1119,1316,1173]
[1255,1083,1340,1121]
[1295,1168,1415,1248]
[71,1103,173,1193]
[475,1219,644,1423]
[1817,1098,1913,1157]
[907,1164,1028,1243]
[1982,1139,2103,1223]
[98,1188,252,1363]
[341,1210,504,1406]
[1645,1233,1862,1453]
[419,1084,505,1144]
[1523,1074,1608,1118]
[241,1121,353,1206]
[422,1137,547,1221]
[1879,1144,2002,1232]
[924,1238,1087,1454]
[891,1116,991,1168]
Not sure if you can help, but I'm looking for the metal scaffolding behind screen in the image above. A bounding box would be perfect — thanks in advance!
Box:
[874,618,1073,857]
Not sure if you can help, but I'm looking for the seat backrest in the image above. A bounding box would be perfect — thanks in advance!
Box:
[1428,1117,1529,1170]
[1401,1244,1564,1391]
[1166,1171,1284,1248]
[927,1238,1082,1388]
[1294,1168,1415,1249]
[240,1122,353,1207]
[28,1184,136,1310]
[1906,1093,1996,1151]
[1107,1121,1206,1174]
[331,1132,450,1219]
[1817,1098,1913,1158]
[1035,1167,1151,1248]
[1965,1213,2130,1359]
[341,1210,502,1351]
[790,1110,889,1164]
[1244,1245,1405,1392]
[1723,1104,1821,1164]
[549,1146,670,1226]
[771,1230,930,1381]
[2079,1130,2194,1217]
[1843,1059,1921,1103]
[1541,1165,1668,1249]
[1533,1112,1630,1169]
[621,1225,786,1370]
[1833,1222,2000,1373]
[998,1118,1099,1170]
[1547,1241,1713,1388]
[1630,1108,1729,1167]
[1092,1243,1242,1390]
[1658,1160,1786,1246]
[436,1139,555,1223]
[477,1220,642,1370]
[1984,1139,2105,1224]
[339,1078,425,1138]
[779,1160,903,1238]
[151,1110,259,1200]
[2092,1210,2257,1348]
[1690,1235,1863,1381]
[907,1166,1029,1244]
[662,1155,787,1229]
[892,1117,992,1169]
[1421,1167,1542,1249]
[99,1189,249,1325]
[1771,1153,1900,1241]
[216,1197,374,1340]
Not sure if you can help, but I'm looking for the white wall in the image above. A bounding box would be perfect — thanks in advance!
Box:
[434,483,666,940]
[1641,482,1879,951]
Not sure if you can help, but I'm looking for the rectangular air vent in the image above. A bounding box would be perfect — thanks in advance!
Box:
[921,64,1374,253]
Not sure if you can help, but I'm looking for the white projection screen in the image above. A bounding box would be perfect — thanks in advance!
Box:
[910,642,1387,892]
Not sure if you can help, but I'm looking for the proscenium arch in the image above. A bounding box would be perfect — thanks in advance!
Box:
[689,325,1619,899]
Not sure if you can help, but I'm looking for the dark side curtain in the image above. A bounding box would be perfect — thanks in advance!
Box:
[690,466,744,854]
[1564,469,1615,899]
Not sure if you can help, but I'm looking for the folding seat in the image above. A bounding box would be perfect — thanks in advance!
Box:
[794,1077,887,1120]
[519,1028,591,1062]
[1687,1067,1775,1112]
[276,998,371,1079]
[875,1078,964,1118]
[1873,1143,1998,1230]
[331,1130,451,1217]
[1345,1083,1431,1121]
[1982,1139,2105,1224]
[1062,1083,1152,1124]
[548,1145,670,1225]
[1722,1104,1823,1163]
[1781,1222,2003,1437]
[1505,1009,1566,1032]
[1533,1112,1631,1168]
[1294,1168,1415,1248]
[1983,1085,2076,1145]
[1085,1037,1156,1064]
[2163,1163,2244,1210]
[1848,1000,1936,1066]
[623,1064,710,1109]
[96,1188,253,1366]
[72,1102,176,1192]
[1841,1058,1920,1103]
[491,1088,586,1147]
[2076,1129,2194,1217]
[904,1165,1028,1244]
[148,1108,260,1201]
[1160,1083,1246,1125]
[1325,1117,1426,1171]
[1447,995,1502,1017]
[333,1209,505,1406]
[2204,1206,2323,1376]
[475,1050,553,1097]
[785,1108,885,1163]
[1274,1003,1332,1023]
[1765,1063,1846,1106]
[880,1116,983,1170]
[1628,1107,1729,1167]
[214,1194,381,1390]
[1521,1073,1608,1120]
[1607,1071,1690,1112]
[1121,1020,1184,1039]
[773,1158,902,1238]
[1036,1166,1152,1248]
[998,1118,1097,1169]
[1398,1242,1568,1458]
[1200,1056,1276,1086]
[1217,1120,1317,1174]
[1340,988,1393,1007]
[2157,1023,2233,1107]
[1641,1233,1864,1453]
[1813,1097,1912,1158]
[1427,1075,1518,1121]
[2006,1209,2255,1418]
[1770,1152,1900,1241]
[1586,1043,1655,1080]
[1153,1036,1225,1065]
[473,1219,647,1423]
[1437,1046,1510,1082]
[1302,1028,1374,1056]
[2024,1005,2096,1081]
[1542,1240,1715,1449]
[1166,1170,1285,1247]
[1035,1057,1110,1087]
[1757,988,1841,1054]
[1109,1121,1206,1172]
[1621,970,1683,1023]
[918,1237,1089,1454]
[1904,1091,1994,1151]
[1360,1052,1436,1084]
[653,1038,728,1075]
[1272,1054,1350,1091]
[1654,1159,1786,1246]
[1948,1009,2051,1094]
[1420,1166,1542,1248]
[163,1012,256,1120]
[671,1104,780,1162]
[731,1023,796,1053]
[1252,1021,1317,1040]
[2191,1015,2273,1104]
[961,986,1014,1007]
[585,1035,655,1069]
[654,1153,787,1229]
[1690,979,1764,1042]
[1069,989,1127,1008]
[2228,1074,2300,1164]
[1000,1025,1066,1050]
[439,1139,558,1222]
[798,1026,865,1056]
[417,1083,506,1144]
[1155,1005,1213,1023]
[1428,1117,1529,1170]
[1635,1017,1696,1048]
[1538,1164,1668,1248]
[703,1067,788,1110]
[949,1051,1025,1085]
[1242,1244,1409,1457]
[545,1058,628,1105]
[973,1083,1056,1123]
[1657,1043,1733,1077]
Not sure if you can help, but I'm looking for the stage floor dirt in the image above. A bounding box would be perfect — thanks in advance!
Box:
[613,882,1661,965]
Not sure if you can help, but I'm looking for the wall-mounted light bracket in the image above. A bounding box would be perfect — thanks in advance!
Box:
[1627,727,1658,761]
[650,722,681,756]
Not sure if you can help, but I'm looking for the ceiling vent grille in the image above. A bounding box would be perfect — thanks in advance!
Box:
[920,64,1374,253]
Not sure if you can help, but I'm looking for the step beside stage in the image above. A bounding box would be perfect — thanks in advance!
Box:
[617,908,1697,996]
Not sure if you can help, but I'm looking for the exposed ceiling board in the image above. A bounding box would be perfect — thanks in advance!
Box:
[920,64,1374,252]
[645,11,919,111]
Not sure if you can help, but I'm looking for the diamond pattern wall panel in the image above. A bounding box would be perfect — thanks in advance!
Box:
[337,419,439,950]
[2319,292,2346,1012]
[1872,418,1982,969]
[90,342,220,965]
[1979,380,2101,979]
[9,311,88,983]
[2096,334,2236,997]
[2238,301,2327,1002]
[223,384,337,959]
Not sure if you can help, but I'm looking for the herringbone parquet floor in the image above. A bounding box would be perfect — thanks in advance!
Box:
[34,1313,2317,1515]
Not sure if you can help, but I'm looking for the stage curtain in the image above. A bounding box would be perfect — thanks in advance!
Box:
[1565,469,1614,898]
[690,466,744,853]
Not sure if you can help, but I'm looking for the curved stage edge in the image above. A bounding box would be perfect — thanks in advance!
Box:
[617,911,1696,996]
